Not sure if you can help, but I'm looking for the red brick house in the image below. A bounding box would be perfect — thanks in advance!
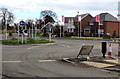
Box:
[85,13,119,37]
[64,13,93,36]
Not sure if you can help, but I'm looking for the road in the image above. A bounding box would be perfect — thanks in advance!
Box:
[2,38,119,78]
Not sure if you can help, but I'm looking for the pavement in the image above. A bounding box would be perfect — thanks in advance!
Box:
[62,56,120,73]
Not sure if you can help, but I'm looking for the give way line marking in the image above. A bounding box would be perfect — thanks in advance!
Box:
[2,61,22,63]
[39,60,56,63]
[59,44,71,48]
[27,46,40,49]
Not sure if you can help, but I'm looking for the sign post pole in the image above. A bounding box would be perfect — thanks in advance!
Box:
[49,27,52,42]
[19,20,25,44]
[35,27,37,39]
[32,23,33,38]
[25,25,27,43]
[21,34,23,44]
[5,20,7,40]
[17,24,19,43]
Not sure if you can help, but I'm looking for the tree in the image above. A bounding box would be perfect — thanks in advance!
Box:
[40,10,57,24]
[0,8,14,30]
[40,10,58,36]
[44,15,55,24]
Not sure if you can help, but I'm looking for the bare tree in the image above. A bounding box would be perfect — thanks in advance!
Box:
[0,8,14,30]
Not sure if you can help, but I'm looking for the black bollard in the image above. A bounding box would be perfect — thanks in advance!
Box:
[101,42,107,58]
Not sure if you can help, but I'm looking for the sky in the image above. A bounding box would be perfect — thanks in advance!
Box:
[0,0,120,23]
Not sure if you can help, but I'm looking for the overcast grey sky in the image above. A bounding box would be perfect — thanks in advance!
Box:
[0,0,119,22]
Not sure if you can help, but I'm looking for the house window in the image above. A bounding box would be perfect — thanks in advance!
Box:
[84,29,90,35]
[90,23,93,25]
[99,22,103,25]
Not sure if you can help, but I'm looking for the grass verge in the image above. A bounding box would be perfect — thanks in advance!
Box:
[1,38,55,44]
[57,37,120,41]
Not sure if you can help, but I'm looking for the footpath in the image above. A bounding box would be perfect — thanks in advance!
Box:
[62,56,120,73]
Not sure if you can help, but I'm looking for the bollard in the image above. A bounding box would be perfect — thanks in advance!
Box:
[118,43,120,56]
[101,42,107,58]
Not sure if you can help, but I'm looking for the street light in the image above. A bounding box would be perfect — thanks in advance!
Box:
[77,12,79,37]
[77,12,81,37]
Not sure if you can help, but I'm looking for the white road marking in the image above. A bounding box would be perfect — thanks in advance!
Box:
[39,60,56,63]
[27,46,39,49]
[2,61,22,63]
[59,44,71,48]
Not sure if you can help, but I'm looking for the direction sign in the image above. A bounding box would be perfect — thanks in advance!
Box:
[19,20,25,26]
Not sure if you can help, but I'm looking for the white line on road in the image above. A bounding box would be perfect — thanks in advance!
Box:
[39,60,56,63]
[2,61,22,63]
[59,44,71,48]
[27,46,39,49]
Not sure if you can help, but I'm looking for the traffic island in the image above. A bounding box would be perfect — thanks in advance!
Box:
[61,56,119,71]
[1,38,55,45]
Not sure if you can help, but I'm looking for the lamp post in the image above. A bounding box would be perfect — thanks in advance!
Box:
[77,12,79,37]
[77,12,81,37]
[118,15,120,38]
[32,21,34,38]
[118,1,120,38]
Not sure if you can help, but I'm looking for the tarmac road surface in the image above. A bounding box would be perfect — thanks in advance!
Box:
[2,39,119,78]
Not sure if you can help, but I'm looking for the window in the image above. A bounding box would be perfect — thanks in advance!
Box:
[90,23,93,25]
[99,22,103,25]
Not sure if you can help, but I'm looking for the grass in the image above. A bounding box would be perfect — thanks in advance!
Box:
[1,38,55,44]
[28,33,42,37]
[56,36,120,41]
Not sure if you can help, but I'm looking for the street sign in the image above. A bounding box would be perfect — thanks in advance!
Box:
[23,30,28,35]
[19,20,25,26]
[19,30,23,33]
[23,30,27,33]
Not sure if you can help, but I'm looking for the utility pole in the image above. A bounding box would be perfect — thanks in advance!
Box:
[77,12,79,37]
[32,21,34,38]
[77,12,82,37]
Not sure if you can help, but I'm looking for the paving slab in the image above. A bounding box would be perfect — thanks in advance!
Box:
[80,61,115,68]
[103,60,119,64]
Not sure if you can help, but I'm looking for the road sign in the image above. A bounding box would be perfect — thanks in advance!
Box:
[23,30,28,35]
[23,30,27,33]
[19,30,23,33]
[19,20,25,26]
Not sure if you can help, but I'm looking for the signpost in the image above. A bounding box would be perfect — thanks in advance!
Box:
[41,22,54,42]
[19,20,26,44]
[19,20,25,26]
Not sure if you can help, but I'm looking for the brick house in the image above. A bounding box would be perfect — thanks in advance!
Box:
[64,17,76,32]
[85,13,119,37]
[64,13,93,35]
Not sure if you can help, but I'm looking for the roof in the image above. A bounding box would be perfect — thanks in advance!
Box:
[89,13,117,23]
[64,17,77,23]
[84,26,97,30]
[65,13,91,23]
[75,13,90,19]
